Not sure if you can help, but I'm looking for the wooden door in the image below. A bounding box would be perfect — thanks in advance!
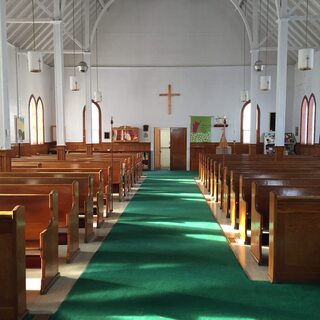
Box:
[170,127,187,170]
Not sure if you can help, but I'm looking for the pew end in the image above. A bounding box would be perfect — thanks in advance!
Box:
[269,193,320,283]
[0,206,28,320]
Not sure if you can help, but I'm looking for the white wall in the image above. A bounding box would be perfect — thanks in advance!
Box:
[7,45,54,143]
[292,51,320,143]
[64,64,294,168]
[66,0,255,68]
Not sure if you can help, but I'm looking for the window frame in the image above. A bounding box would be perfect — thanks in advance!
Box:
[36,97,45,145]
[300,94,316,145]
[240,100,261,144]
[29,94,45,145]
[82,99,102,144]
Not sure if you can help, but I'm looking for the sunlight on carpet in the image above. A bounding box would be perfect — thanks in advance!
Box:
[50,171,320,320]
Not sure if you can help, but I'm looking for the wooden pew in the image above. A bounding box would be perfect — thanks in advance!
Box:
[237,173,320,243]
[7,169,106,226]
[0,183,79,263]
[0,176,94,243]
[0,206,28,320]
[221,161,320,215]
[269,191,320,282]
[0,192,59,294]
[12,158,125,201]
[250,182,320,265]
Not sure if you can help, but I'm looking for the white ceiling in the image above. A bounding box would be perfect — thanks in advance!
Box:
[5,0,320,66]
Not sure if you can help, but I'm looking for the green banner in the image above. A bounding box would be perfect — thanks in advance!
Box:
[190,116,211,142]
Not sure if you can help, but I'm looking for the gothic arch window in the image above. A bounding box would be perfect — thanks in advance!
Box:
[300,94,316,145]
[240,100,260,144]
[29,95,44,145]
[83,100,102,144]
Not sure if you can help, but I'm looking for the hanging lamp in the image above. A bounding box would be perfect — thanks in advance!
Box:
[27,0,42,72]
[70,0,79,91]
[254,0,264,72]
[93,0,102,102]
[77,0,88,73]
[240,2,248,102]
[298,0,314,70]
[260,0,271,91]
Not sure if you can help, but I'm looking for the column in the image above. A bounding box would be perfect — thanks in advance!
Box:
[274,5,288,160]
[249,0,259,155]
[84,0,92,155]
[53,20,67,160]
[0,1,11,171]
[249,49,260,155]
[84,53,92,155]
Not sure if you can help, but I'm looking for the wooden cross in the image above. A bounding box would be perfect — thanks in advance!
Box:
[159,84,181,115]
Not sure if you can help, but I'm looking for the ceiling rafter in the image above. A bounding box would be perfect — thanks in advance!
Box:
[259,0,307,47]
[5,0,320,66]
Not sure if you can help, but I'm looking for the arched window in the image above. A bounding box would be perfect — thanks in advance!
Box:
[300,94,316,145]
[29,95,44,145]
[240,100,260,144]
[83,100,102,144]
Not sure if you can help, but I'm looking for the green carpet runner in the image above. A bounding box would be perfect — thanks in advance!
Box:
[51,171,320,320]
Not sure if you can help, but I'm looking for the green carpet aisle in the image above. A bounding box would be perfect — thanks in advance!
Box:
[51,171,320,320]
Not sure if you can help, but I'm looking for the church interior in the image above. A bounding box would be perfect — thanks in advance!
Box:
[1,0,320,319]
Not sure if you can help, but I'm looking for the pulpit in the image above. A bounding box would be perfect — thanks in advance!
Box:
[216,120,231,154]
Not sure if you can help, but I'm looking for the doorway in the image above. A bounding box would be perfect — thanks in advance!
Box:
[154,127,187,170]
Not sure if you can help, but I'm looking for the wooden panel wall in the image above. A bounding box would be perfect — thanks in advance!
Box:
[10,143,55,158]
[65,142,151,153]
[295,144,320,156]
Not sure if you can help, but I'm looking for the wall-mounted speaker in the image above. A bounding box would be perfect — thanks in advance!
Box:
[143,124,149,132]
[104,132,110,139]
[295,126,299,136]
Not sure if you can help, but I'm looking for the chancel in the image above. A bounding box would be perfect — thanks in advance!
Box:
[1,0,320,319]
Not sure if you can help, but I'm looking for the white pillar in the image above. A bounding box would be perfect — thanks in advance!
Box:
[85,53,92,144]
[275,9,288,146]
[84,0,92,145]
[53,20,66,146]
[250,49,259,144]
[249,0,259,145]
[0,0,11,150]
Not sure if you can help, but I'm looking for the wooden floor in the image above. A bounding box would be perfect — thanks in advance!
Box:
[27,175,268,318]
[196,179,268,281]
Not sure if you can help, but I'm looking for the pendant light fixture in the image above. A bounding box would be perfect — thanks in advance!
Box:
[77,0,88,73]
[70,0,79,91]
[254,0,264,72]
[240,1,248,102]
[298,0,314,71]
[93,0,102,102]
[260,0,271,91]
[27,0,42,72]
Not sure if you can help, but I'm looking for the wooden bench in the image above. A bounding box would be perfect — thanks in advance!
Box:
[7,169,106,225]
[269,191,320,282]
[229,170,320,230]
[0,176,94,243]
[221,161,320,215]
[0,206,27,320]
[0,192,60,294]
[0,183,79,263]
[237,172,320,243]
[250,182,320,265]
[12,158,126,201]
